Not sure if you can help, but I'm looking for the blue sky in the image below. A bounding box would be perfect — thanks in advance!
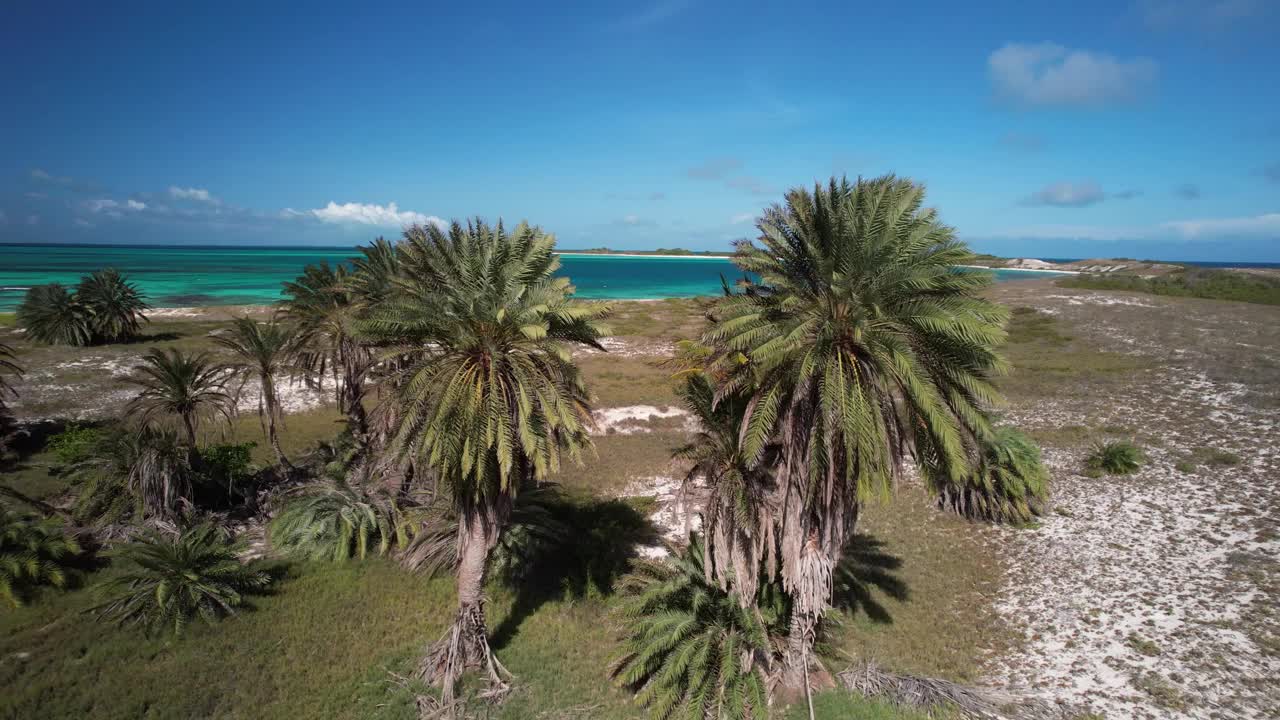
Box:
[1,0,1278,260]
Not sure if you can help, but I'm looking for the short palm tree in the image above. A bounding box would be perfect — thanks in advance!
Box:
[280,262,371,435]
[612,535,772,720]
[702,176,1008,686]
[126,348,233,447]
[0,504,81,606]
[92,524,272,636]
[1085,440,1143,476]
[0,342,20,453]
[269,478,412,561]
[76,268,149,343]
[672,372,776,604]
[368,219,610,702]
[68,427,194,522]
[215,316,299,468]
[17,283,93,346]
[936,426,1048,524]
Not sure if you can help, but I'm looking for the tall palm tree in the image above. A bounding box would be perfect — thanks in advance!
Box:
[76,268,150,343]
[215,316,299,468]
[125,348,234,447]
[702,176,1008,686]
[368,219,610,702]
[279,262,371,436]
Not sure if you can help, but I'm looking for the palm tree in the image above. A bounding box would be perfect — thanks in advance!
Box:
[92,524,273,636]
[269,478,412,561]
[68,426,194,522]
[125,348,234,447]
[280,262,371,436]
[0,504,81,606]
[0,343,20,453]
[702,176,1008,687]
[17,283,93,346]
[672,372,777,605]
[215,316,299,468]
[611,535,773,719]
[76,268,149,343]
[368,219,609,702]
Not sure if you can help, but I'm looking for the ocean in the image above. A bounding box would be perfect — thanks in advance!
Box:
[0,244,1071,311]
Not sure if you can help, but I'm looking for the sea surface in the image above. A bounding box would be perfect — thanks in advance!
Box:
[0,244,1070,311]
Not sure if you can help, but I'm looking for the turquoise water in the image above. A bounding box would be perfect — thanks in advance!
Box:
[0,245,1068,311]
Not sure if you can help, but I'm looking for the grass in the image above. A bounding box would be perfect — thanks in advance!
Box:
[998,307,1153,400]
[783,692,941,719]
[1057,268,1280,306]
[577,355,679,407]
[1174,446,1242,474]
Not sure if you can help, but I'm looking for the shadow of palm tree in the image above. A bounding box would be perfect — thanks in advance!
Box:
[489,493,660,650]
[830,533,909,624]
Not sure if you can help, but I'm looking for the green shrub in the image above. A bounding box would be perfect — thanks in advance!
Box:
[1057,269,1280,306]
[936,426,1049,524]
[1085,441,1143,476]
[47,424,106,465]
[198,442,258,491]
[92,524,272,635]
[0,504,82,606]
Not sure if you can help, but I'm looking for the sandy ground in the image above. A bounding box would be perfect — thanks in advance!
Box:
[986,282,1280,719]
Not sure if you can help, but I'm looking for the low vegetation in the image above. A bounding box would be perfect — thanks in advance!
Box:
[1085,440,1144,476]
[0,503,81,606]
[91,524,273,636]
[1058,268,1280,306]
[935,426,1048,524]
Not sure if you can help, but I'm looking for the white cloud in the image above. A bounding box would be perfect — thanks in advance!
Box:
[74,218,93,228]
[730,212,756,224]
[988,43,1157,107]
[309,201,444,229]
[86,197,147,216]
[988,212,1280,241]
[609,0,690,30]
[1020,181,1107,207]
[1160,213,1280,238]
[622,214,641,225]
[168,186,220,204]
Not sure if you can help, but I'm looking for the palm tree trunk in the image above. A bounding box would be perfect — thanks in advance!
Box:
[182,413,198,448]
[261,374,292,471]
[421,509,512,705]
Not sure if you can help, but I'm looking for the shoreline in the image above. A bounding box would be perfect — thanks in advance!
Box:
[958,263,1080,275]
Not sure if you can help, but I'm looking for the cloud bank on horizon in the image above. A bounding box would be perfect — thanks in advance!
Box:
[0,0,1277,261]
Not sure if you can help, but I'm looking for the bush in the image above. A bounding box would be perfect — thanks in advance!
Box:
[92,524,272,635]
[0,504,82,606]
[1057,269,1280,306]
[196,441,259,502]
[67,427,194,524]
[47,424,106,465]
[16,269,149,346]
[936,427,1049,524]
[1085,440,1143,476]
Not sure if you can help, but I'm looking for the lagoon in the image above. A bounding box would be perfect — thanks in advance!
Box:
[0,244,1068,310]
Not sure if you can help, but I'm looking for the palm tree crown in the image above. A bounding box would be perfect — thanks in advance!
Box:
[77,268,150,343]
[374,219,611,507]
[125,348,234,446]
[215,316,299,467]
